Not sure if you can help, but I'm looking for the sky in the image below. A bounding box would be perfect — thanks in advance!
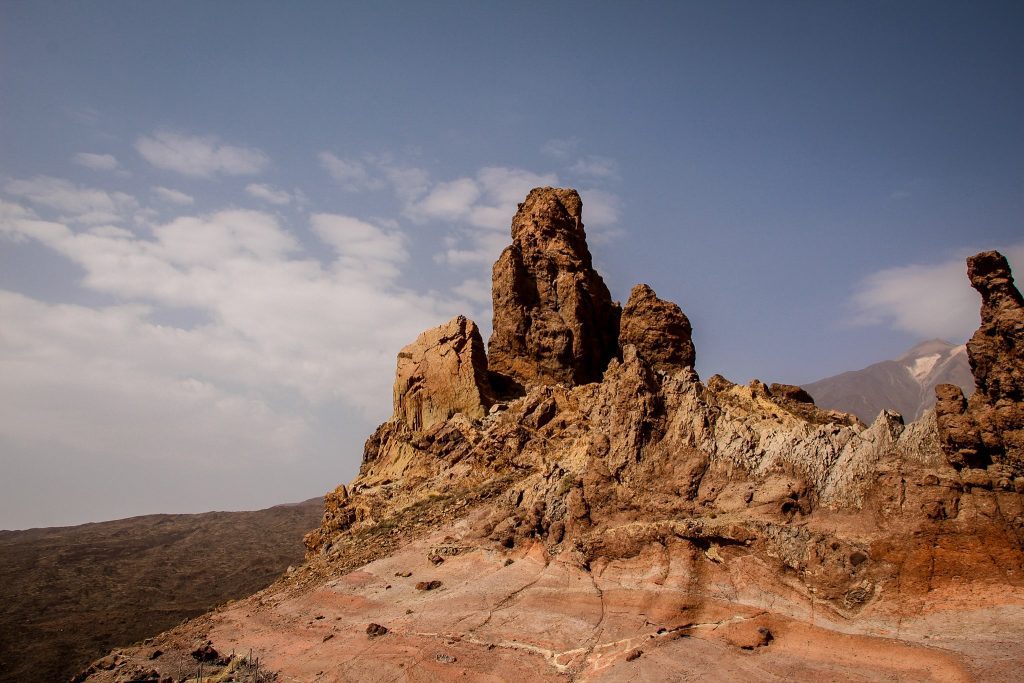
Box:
[1,1,1021,529]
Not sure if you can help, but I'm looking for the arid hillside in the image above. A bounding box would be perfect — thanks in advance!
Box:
[0,498,322,683]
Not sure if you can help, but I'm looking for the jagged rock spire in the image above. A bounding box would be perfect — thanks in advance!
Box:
[487,187,621,389]
[936,250,1023,473]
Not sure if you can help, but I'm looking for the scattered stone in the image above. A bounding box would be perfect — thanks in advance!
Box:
[323,633,334,642]
[435,653,457,664]
[395,570,412,577]
[366,623,389,638]
[625,648,643,662]
[415,580,443,591]
[428,554,445,566]
[148,649,162,660]
[190,641,220,663]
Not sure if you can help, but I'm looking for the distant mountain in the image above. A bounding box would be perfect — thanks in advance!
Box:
[0,498,323,683]
[802,339,974,424]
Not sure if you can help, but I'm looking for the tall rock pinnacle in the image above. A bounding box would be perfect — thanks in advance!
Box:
[935,250,1024,474]
[488,187,621,389]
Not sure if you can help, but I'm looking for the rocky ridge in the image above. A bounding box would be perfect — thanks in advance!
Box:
[79,190,1024,682]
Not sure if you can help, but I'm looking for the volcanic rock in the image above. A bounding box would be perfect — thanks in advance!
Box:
[393,315,493,431]
[488,187,620,389]
[78,194,1024,683]
[936,250,1024,474]
[618,283,696,373]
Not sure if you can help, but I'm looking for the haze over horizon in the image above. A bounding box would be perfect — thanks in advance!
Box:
[1,1,1022,529]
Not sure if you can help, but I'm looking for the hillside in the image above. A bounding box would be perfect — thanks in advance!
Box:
[0,498,322,683]
[803,339,974,424]
[76,189,1023,682]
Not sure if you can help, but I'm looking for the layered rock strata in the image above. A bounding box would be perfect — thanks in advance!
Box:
[488,187,621,389]
[936,250,1024,475]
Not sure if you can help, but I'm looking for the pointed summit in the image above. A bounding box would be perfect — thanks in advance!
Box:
[487,187,621,390]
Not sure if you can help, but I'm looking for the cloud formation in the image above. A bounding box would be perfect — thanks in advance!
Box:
[245,183,293,205]
[136,130,269,178]
[4,176,138,224]
[73,152,121,172]
[0,195,467,523]
[152,186,195,205]
[849,244,1024,341]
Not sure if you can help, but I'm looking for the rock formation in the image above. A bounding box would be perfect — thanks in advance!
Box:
[936,250,1024,475]
[618,283,695,373]
[488,187,621,389]
[77,193,1024,683]
[392,315,492,432]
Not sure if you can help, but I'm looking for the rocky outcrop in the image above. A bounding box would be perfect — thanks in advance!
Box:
[82,192,1024,683]
[618,284,695,373]
[936,250,1024,475]
[488,187,620,390]
[393,316,492,431]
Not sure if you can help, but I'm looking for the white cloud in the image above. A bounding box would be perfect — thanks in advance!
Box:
[541,137,580,159]
[849,244,1024,341]
[73,152,120,172]
[152,186,195,205]
[578,188,620,227]
[319,152,381,191]
[570,155,618,179]
[135,130,268,178]
[245,183,292,205]
[415,178,481,221]
[4,175,138,224]
[311,213,407,280]
[0,202,458,413]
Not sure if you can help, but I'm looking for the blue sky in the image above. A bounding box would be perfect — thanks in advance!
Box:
[1,1,1021,528]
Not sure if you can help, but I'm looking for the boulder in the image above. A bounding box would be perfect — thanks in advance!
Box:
[393,316,493,431]
[618,283,695,372]
[488,187,620,389]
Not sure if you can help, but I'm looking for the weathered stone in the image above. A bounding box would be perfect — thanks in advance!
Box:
[618,284,695,372]
[393,315,492,431]
[936,250,1024,474]
[768,383,815,404]
[488,187,620,389]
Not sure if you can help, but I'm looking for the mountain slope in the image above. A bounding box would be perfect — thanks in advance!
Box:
[0,498,322,683]
[803,339,974,424]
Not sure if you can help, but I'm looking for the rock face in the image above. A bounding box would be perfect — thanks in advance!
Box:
[393,315,492,432]
[488,187,621,389]
[618,284,695,373]
[79,194,1024,683]
[936,250,1024,475]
